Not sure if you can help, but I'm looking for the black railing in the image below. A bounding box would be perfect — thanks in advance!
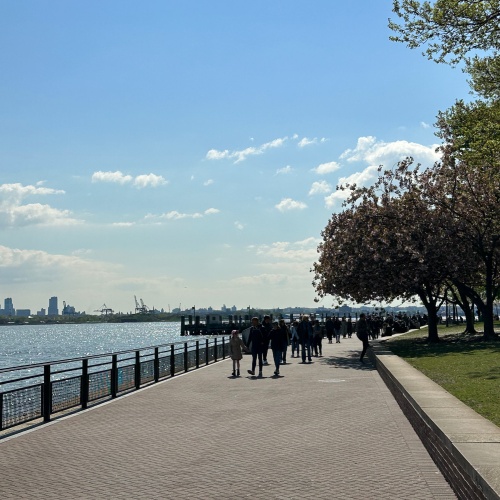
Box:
[0,335,229,434]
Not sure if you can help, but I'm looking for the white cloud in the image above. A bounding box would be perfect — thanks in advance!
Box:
[275,198,307,212]
[324,165,380,208]
[204,208,220,215]
[297,137,328,148]
[145,207,220,222]
[420,121,431,129]
[340,136,440,167]
[111,222,136,227]
[276,165,293,175]
[0,182,81,228]
[254,238,320,262]
[312,161,341,175]
[309,180,332,196]
[234,221,244,230]
[205,136,288,163]
[230,273,290,287]
[92,171,168,188]
[0,244,118,285]
[134,174,168,188]
[203,179,214,186]
[92,171,133,184]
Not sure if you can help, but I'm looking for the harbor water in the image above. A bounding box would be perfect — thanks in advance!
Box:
[0,322,184,370]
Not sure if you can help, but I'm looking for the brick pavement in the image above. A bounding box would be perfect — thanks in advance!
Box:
[0,338,456,499]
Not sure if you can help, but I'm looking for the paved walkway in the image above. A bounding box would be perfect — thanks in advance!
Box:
[0,338,456,499]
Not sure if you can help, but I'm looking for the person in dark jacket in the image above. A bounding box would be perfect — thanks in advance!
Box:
[270,321,287,376]
[356,313,370,362]
[297,315,313,363]
[325,317,334,343]
[261,315,272,366]
[247,317,265,377]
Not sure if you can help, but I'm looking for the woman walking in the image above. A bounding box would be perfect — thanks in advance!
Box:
[228,329,245,377]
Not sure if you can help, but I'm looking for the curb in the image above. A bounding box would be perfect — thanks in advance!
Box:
[369,343,500,500]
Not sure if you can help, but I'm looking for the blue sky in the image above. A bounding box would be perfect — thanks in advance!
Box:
[0,1,471,314]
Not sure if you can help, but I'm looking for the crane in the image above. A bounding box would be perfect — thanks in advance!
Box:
[94,304,114,315]
[134,295,149,313]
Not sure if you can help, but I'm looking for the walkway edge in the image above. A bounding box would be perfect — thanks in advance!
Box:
[369,344,500,500]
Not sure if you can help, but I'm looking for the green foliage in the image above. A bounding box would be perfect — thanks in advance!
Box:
[389,0,500,65]
[387,323,500,426]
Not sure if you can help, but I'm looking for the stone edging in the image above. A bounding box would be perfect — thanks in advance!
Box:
[369,344,500,500]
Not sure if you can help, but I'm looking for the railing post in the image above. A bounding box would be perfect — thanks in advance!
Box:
[81,359,89,409]
[184,342,188,372]
[0,393,3,431]
[214,337,218,362]
[154,347,159,382]
[196,340,200,369]
[205,338,209,365]
[222,336,226,359]
[170,345,175,377]
[135,351,141,390]
[43,364,51,422]
[111,354,118,398]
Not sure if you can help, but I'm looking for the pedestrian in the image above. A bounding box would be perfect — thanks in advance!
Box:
[270,321,287,376]
[290,320,300,357]
[325,316,334,343]
[333,316,342,343]
[357,313,370,362]
[313,319,323,356]
[247,317,265,377]
[261,315,272,366]
[347,317,353,338]
[341,317,348,339]
[298,315,313,363]
[228,329,246,377]
[279,319,290,364]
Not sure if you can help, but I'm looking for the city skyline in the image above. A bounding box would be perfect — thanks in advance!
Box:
[0,2,471,313]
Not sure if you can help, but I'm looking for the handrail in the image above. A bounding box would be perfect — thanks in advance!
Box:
[0,335,230,435]
[0,335,224,373]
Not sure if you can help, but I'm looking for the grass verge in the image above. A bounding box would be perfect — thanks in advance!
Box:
[384,322,500,427]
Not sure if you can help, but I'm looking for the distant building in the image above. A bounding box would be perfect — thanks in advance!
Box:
[4,298,15,316]
[16,309,31,317]
[37,308,46,316]
[48,296,58,316]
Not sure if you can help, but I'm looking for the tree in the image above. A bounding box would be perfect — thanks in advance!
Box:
[389,0,500,65]
[313,165,456,342]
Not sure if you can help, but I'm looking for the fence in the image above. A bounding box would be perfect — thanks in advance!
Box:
[0,335,229,433]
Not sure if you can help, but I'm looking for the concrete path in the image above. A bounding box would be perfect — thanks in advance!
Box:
[0,338,456,499]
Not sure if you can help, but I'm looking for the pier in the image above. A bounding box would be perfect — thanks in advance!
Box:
[0,338,463,499]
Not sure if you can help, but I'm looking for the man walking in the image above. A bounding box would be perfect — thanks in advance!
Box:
[247,317,265,377]
[298,315,313,363]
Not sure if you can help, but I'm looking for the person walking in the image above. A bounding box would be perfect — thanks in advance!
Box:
[298,315,313,363]
[270,321,287,376]
[279,319,290,364]
[247,317,265,377]
[228,329,246,377]
[357,313,370,362]
[333,316,342,343]
[341,317,348,339]
[313,319,323,357]
[261,315,272,366]
[347,317,353,338]
[325,316,334,343]
[290,320,300,357]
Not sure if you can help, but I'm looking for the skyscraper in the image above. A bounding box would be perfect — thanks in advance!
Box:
[4,297,14,316]
[48,296,58,316]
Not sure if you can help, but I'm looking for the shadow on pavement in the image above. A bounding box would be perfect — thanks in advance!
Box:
[319,352,376,371]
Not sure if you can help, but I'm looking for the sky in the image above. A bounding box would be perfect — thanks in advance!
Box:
[0,1,472,314]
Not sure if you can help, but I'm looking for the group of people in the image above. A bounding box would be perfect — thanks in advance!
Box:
[228,313,373,378]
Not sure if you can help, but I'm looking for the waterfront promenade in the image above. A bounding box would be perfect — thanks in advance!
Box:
[0,339,455,499]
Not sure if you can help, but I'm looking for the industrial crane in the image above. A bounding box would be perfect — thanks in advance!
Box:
[134,295,149,313]
[94,304,114,315]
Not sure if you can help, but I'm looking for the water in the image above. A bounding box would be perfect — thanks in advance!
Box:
[0,322,184,370]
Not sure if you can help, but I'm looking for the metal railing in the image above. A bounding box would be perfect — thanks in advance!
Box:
[0,335,229,433]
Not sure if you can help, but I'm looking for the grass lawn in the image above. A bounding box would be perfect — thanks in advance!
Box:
[384,322,500,428]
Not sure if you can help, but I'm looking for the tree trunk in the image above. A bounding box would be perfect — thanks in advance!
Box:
[456,285,477,334]
[483,259,497,339]
[419,291,440,342]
